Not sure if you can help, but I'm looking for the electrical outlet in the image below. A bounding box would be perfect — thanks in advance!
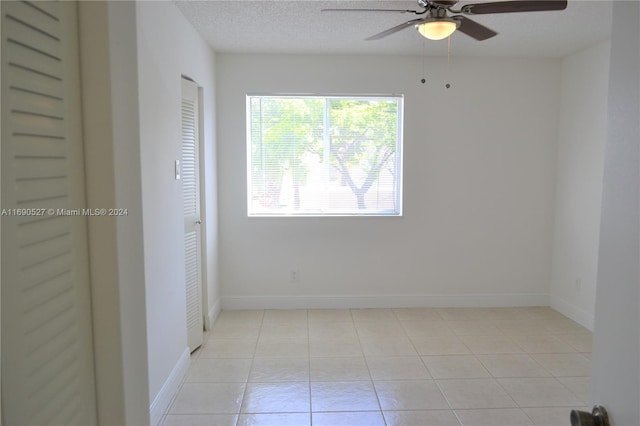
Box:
[575,278,582,292]
[290,269,300,283]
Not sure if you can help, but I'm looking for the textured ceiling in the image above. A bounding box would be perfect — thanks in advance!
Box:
[175,0,612,57]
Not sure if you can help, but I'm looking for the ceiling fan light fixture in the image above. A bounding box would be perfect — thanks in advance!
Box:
[417,19,457,40]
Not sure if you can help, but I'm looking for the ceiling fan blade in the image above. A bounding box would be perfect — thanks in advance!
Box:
[366,18,426,40]
[321,8,421,14]
[454,16,498,40]
[460,0,567,15]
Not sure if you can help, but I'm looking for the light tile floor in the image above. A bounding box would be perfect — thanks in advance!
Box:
[162,307,592,426]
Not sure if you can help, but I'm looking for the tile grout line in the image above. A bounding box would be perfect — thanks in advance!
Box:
[235,309,265,425]
[356,312,388,426]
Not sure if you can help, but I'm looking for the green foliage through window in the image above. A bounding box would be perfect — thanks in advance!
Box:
[247,95,403,216]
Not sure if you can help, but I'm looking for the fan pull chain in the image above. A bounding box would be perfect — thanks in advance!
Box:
[446,36,452,89]
[420,39,427,84]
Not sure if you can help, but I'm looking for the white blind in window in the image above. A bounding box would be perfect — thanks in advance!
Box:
[247,95,403,216]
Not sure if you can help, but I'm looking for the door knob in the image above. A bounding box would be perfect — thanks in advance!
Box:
[195,220,202,224]
[571,406,609,426]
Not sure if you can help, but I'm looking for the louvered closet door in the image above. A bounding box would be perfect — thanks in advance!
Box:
[1,1,97,425]
[181,78,203,352]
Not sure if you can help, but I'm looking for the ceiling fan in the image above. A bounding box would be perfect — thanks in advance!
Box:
[322,0,568,41]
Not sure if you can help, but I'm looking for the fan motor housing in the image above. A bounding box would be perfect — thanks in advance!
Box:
[430,0,459,7]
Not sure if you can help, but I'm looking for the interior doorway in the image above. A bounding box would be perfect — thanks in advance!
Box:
[181,76,204,352]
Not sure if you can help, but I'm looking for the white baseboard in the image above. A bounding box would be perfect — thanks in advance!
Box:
[550,295,595,331]
[149,347,190,426]
[206,299,222,330]
[221,293,550,310]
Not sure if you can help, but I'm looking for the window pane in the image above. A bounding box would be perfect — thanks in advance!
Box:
[247,95,403,216]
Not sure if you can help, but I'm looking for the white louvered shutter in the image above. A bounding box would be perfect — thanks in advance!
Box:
[1,1,97,425]
[181,78,203,352]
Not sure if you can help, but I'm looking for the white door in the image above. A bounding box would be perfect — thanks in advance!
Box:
[181,77,204,352]
[1,1,97,424]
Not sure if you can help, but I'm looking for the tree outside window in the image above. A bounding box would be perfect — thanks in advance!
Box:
[247,95,403,216]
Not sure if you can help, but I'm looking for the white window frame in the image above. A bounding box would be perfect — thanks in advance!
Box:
[246,94,404,217]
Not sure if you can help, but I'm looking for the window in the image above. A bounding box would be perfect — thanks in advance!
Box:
[247,95,403,216]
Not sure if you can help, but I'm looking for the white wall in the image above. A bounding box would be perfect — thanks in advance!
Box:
[135,1,219,420]
[216,54,560,309]
[592,1,639,424]
[79,2,150,424]
[550,42,610,330]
